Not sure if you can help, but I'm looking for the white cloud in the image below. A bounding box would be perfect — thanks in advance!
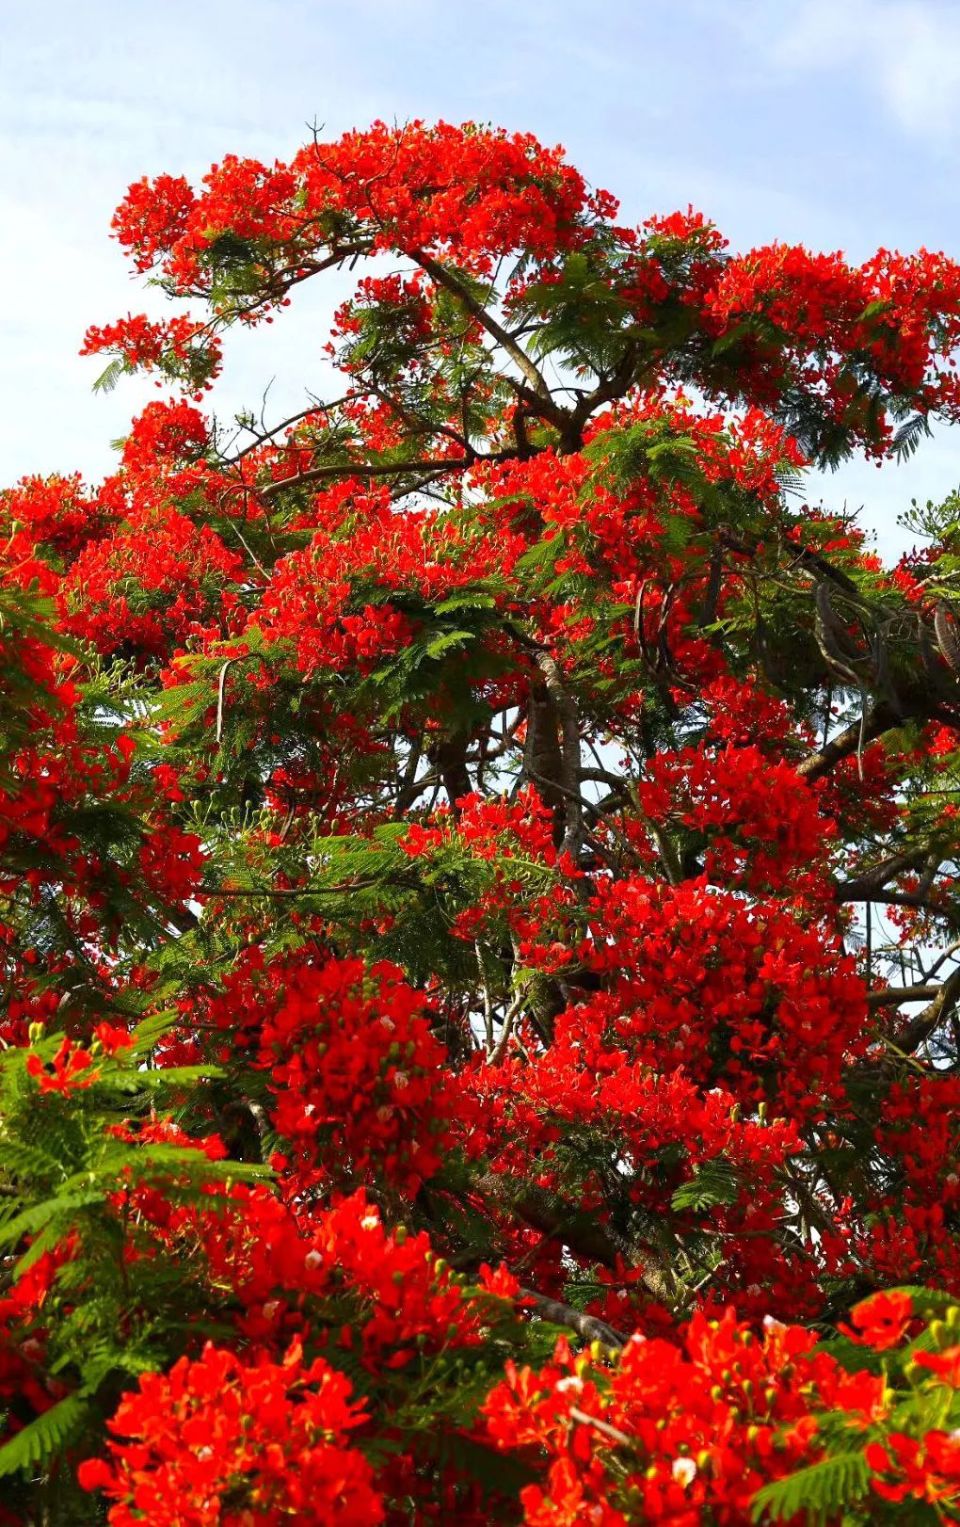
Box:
[755,0,960,140]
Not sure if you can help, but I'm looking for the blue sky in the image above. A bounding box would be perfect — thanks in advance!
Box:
[4,0,960,554]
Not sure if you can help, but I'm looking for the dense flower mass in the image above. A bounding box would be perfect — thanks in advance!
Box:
[484,1311,860,1524]
[3,117,960,1524]
[198,947,457,1191]
[573,878,871,1118]
[77,1342,384,1525]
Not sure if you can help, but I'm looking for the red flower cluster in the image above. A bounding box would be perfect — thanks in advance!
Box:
[64,503,242,659]
[81,312,222,393]
[866,1431,960,1511]
[575,877,869,1120]
[177,1187,486,1368]
[259,954,453,1192]
[634,743,837,893]
[78,1341,383,1525]
[199,947,455,1193]
[110,122,593,292]
[704,243,960,446]
[0,1243,74,1455]
[254,485,522,680]
[484,1309,882,1526]
[839,1289,914,1349]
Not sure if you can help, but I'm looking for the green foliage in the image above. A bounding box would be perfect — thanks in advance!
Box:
[752,1450,871,1525]
[0,1022,268,1483]
[521,250,635,373]
[671,1159,739,1212]
[0,1395,91,1480]
[92,356,129,395]
[427,1429,540,1502]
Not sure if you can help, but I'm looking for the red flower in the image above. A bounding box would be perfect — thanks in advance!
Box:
[839,1290,915,1350]
[915,1345,960,1387]
[867,1430,960,1506]
[26,1037,99,1096]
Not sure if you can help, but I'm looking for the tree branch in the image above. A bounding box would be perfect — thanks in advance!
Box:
[796,700,904,781]
[840,844,938,899]
[866,984,942,1008]
[476,1173,624,1269]
[255,455,474,499]
[519,1288,626,1349]
[837,886,956,917]
[534,651,583,862]
[898,967,960,1053]
[410,250,568,424]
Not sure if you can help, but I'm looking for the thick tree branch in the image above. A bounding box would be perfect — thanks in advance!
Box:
[898,967,960,1053]
[534,651,583,862]
[837,886,956,917]
[410,250,570,426]
[519,1289,626,1350]
[841,844,938,899]
[796,700,904,781]
[866,984,942,1008]
[432,733,472,814]
[569,342,641,437]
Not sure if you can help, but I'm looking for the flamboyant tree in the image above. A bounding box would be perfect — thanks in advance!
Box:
[4,120,960,1524]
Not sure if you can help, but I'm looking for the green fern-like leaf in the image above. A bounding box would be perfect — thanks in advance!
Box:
[671,1160,738,1212]
[0,1395,90,1478]
[892,413,932,461]
[750,1449,870,1524]
[0,1190,106,1251]
[92,356,128,395]
[433,592,498,615]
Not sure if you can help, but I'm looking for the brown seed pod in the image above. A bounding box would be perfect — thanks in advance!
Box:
[934,602,960,676]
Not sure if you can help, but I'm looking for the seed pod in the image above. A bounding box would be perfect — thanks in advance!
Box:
[813,582,862,683]
[934,602,960,676]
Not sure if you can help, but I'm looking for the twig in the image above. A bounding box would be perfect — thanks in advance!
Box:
[568,1407,633,1446]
